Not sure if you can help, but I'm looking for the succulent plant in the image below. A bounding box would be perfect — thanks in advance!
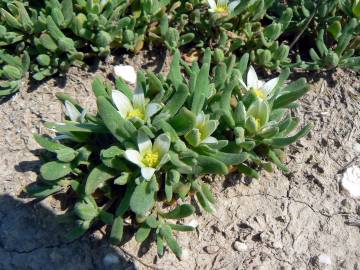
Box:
[28,49,311,257]
[274,0,360,71]
[1,0,359,99]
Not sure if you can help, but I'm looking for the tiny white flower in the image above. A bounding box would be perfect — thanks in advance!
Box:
[208,0,240,15]
[124,132,170,180]
[185,112,219,146]
[114,65,137,84]
[239,66,279,99]
[112,85,161,122]
[195,112,219,144]
[341,166,360,198]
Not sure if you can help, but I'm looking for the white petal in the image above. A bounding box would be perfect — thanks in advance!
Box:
[146,103,162,119]
[202,136,218,144]
[133,84,145,109]
[262,77,279,95]
[208,0,217,9]
[229,0,240,11]
[112,90,133,118]
[153,133,171,158]
[137,131,152,154]
[196,111,205,126]
[114,65,137,84]
[124,150,143,167]
[64,101,81,122]
[341,166,360,198]
[141,167,156,180]
[247,66,259,89]
[257,79,265,89]
[202,120,218,138]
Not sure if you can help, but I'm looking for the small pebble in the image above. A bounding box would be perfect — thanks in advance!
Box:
[233,241,248,252]
[204,245,220,254]
[318,254,331,265]
[187,219,199,228]
[180,248,190,261]
[103,254,120,266]
[272,241,283,249]
[341,166,360,198]
[353,143,360,154]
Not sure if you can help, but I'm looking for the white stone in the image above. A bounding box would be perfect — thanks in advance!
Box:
[180,248,190,261]
[354,143,360,154]
[187,219,199,228]
[114,65,137,84]
[341,166,360,198]
[103,254,120,266]
[233,241,248,252]
[272,241,283,249]
[318,254,331,265]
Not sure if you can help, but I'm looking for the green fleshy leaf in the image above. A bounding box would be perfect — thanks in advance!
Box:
[26,184,63,198]
[97,96,136,142]
[40,161,72,181]
[262,123,313,147]
[194,155,228,175]
[130,180,156,216]
[85,164,116,195]
[169,108,196,135]
[169,223,195,232]
[135,224,151,242]
[160,204,195,219]
[110,216,124,244]
[159,224,182,258]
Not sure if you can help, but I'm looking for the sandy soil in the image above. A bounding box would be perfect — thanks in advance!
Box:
[1,50,360,270]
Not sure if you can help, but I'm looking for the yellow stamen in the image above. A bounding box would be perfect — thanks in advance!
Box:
[215,4,229,14]
[253,89,267,100]
[127,108,144,119]
[196,122,207,140]
[142,151,159,167]
[255,118,262,130]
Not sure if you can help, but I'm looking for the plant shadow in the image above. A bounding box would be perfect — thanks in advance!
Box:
[0,194,139,270]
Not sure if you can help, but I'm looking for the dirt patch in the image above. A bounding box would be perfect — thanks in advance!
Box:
[1,51,360,270]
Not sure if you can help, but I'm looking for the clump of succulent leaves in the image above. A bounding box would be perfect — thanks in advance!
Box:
[155,0,294,69]
[272,0,360,71]
[1,0,360,98]
[0,0,184,97]
[28,49,312,258]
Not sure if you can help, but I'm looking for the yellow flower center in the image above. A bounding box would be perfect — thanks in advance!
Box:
[253,88,267,100]
[255,118,262,130]
[196,122,207,140]
[215,4,229,14]
[127,108,145,120]
[142,151,159,168]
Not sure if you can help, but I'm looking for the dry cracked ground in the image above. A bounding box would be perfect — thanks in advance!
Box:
[1,52,360,270]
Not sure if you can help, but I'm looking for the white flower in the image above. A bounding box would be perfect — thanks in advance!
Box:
[64,101,87,123]
[341,166,360,198]
[208,0,240,15]
[114,65,137,84]
[124,132,170,180]
[112,86,161,122]
[185,112,218,146]
[196,112,218,144]
[239,66,279,99]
